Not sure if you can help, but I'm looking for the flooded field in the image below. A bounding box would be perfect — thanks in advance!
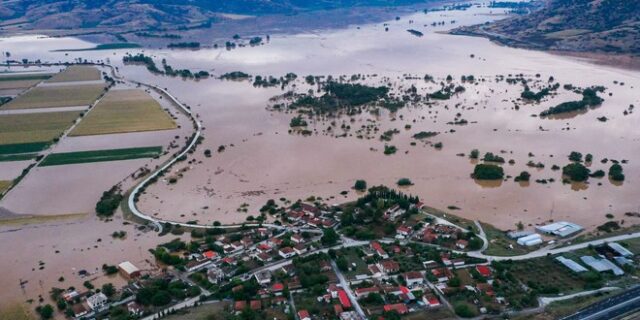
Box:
[0,3,639,309]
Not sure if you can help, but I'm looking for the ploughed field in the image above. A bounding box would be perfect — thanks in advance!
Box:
[70,89,177,136]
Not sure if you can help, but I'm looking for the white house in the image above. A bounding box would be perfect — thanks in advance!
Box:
[86,293,108,311]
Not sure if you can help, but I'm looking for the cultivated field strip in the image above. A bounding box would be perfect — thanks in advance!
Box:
[0,84,106,110]
[0,111,81,148]
[70,89,177,136]
[39,146,163,166]
[46,65,102,82]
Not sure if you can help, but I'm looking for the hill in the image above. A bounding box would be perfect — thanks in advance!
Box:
[453,0,640,55]
[0,0,433,32]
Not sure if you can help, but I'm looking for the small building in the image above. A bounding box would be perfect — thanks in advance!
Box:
[456,239,469,249]
[337,290,352,309]
[291,234,304,244]
[203,250,218,260]
[127,302,143,316]
[377,260,400,274]
[397,226,412,237]
[608,242,634,257]
[555,256,588,273]
[298,310,311,320]
[254,270,272,285]
[423,294,441,308]
[383,303,409,315]
[355,287,379,299]
[118,261,140,279]
[536,221,583,237]
[506,230,534,240]
[404,271,424,287]
[517,233,543,246]
[475,265,492,278]
[581,256,624,276]
[207,267,225,284]
[370,241,389,259]
[234,300,247,312]
[86,293,108,311]
[294,243,308,255]
[279,247,296,259]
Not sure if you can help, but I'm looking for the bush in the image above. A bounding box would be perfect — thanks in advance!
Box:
[354,179,367,191]
[472,164,504,180]
[397,178,413,186]
[514,171,531,182]
[454,302,478,318]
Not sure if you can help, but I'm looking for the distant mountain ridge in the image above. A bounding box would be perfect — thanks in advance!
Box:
[0,0,432,31]
[454,0,640,55]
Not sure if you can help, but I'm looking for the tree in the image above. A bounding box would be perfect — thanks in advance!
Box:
[562,163,590,181]
[354,179,367,191]
[469,149,479,159]
[454,302,477,318]
[336,256,349,271]
[102,283,115,297]
[37,304,54,319]
[321,228,339,246]
[151,291,172,306]
[569,151,583,162]
[472,164,504,180]
[397,178,413,186]
[609,164,625,181]
[514,171,530,182]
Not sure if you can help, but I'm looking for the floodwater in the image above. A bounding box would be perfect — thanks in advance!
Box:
[0,3,640,309]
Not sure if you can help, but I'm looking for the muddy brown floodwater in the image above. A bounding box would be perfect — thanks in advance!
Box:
[0,4,639,311]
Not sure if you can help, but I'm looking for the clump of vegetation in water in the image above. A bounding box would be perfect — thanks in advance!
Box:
[609,163,625,181]
[482,152,505,163]
[219,71,250,80]
[123,54,209,79]
[167,42,200,49]
[412,131,438,139]
[96,186,123,217]
[562,162,590,182]
[289,116,308,127]
[520,83,559,102]
[384,145,397,155]
[540,87,604,117]
[354,179,367,191]
[472,164,504,180]
[397,178,413,186]
[514,171,531,182]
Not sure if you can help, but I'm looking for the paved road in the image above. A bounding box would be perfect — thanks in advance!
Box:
[561,286,640,320]
[331,259,366,319]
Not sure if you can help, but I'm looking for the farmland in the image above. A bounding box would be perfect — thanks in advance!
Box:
[0,153,37,162]
[0,111,81,148]
[40,146,163,166]
[0,73,51,91]
[46,65,102,82]
[0,84,106,109]
[70,89,176,136]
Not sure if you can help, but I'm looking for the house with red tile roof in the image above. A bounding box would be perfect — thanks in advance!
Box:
[355,287,380,299]
[403,271,424,287]
[383,303,409,315]
[456,239,469,249]
[278,247,296,259]
[376,260,400,274]
[250,300,262,310]
[203,250,218,260]
[291,234,304,244]
[298,310,311,320]
[423,294,441,308]
[337,289,352,309]
[476,265,492,278]
[397,226,412,237]
[370,241,389,259]
[234,300,247,312]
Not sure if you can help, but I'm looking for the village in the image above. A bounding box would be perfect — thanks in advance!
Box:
[41,187,640,320]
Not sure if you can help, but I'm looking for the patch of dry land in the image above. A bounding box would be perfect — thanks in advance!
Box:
[0,73,51,90]
[0,83,106,110]
[70,89,177,136]
[0,180,11,194]
[46,65,101,82]
[0,110,80,145]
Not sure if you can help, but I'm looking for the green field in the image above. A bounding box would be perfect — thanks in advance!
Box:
[0,111,81,147]
[1,84,106,109]
[70,89,176,136]
[0,73,52,82]
[0,153,38,162]
[47,65,102,82]
[40,146,163,166]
